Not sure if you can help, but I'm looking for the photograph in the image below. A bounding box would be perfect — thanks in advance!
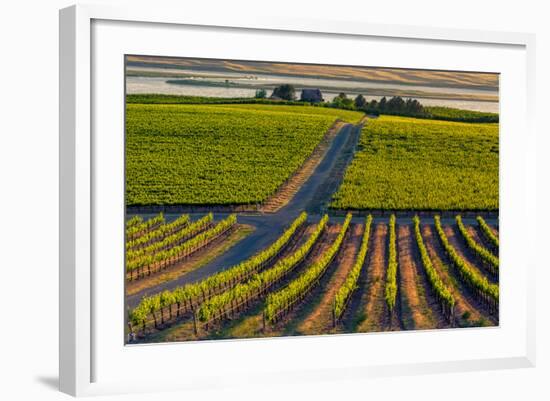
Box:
[124,55,499,344]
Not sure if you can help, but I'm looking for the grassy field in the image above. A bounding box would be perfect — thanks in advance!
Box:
[126,94,306,105]
[330,115,499,211]
[423,106,498,123]
[126,103,363,206]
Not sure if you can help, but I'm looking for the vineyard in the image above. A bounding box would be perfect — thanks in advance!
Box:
[124,95,499,344]
[126,103,363,207]
[330,115,499,211]
[126,213,499,342]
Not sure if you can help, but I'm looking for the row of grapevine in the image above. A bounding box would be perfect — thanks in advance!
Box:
[332,215,373,324]
[197,215,329,326]
[476,216,499,249]
[412,216,455,322]
[129,212,308,329]
[126,215,142,229]
[126,212,164,241]
[264,213,352,324]
[434,215,498,312]
[126,214,235,280]
[126,213,190,250]
[455,215,499,276]
[384,214,398,313]
[126,214,213,264]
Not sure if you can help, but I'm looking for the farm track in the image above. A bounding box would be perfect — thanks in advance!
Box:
[139,224,319,343]
[126,220,310,309]
[355,223,391,333]
[207,224,339,340]
[127,112,501,341]
[444,225,498,284]
[295,223,364,335]
[306,123,363,214]
[397,224,441,330]
[126,123,363,309]
[260,121,345,213]
[421,225,497,326]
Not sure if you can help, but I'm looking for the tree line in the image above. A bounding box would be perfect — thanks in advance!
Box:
[257,85,498,123]
[259,85,424,116]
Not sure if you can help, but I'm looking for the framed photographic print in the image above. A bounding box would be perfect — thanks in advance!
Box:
[59,4,536,397]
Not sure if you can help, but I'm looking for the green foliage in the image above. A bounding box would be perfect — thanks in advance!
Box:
[126,103,363,206]
[126,215,143,228]
[455,215,499,272]
[477,216,499,248]
[271,84,296,101]
[126,213,190,250]
[330,115,499,210]
[384,215,398,312]
[333,215,373,320]
[126,213,164,240]
[255,89,267,99]
[126,94,498,123]
[423,107,498,123]
[379,97,387,111]
[198,215,329,322]
[434,215,498,306]
[412,216,455,318]
[330,93,355,110]
[265,213,353,323]
[126,214,235,273]
[129,212,308,326]
[353,95,497,123]
[354,94,367,109]
[126,214,213,266]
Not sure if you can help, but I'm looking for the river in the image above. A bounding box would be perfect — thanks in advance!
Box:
[126,67,499,113]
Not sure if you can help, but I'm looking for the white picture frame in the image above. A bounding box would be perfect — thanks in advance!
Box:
[59,3,536,397]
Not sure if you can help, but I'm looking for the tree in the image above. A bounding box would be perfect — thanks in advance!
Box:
[365,99,379,115]
[331,93,354,110]
[354,94,367,109]
[387,96,406,112]
[405,98,423,114]
[379,96,387,112]
[255,89,267,99]
[271,84,296,101]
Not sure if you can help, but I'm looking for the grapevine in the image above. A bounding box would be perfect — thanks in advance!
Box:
[197,215,329,324]
[126,212,164,241]
[126,214,234,278]
[455,215,499,275]
[126,214,213,265]
[126,213,190,250]
[476,216,499,249]
[434,215,498,311]
[129,212,308,328]
[264,213,352,324]
[333,215,372,322]
[384,214,398,313]
[412,216,455,322]
[126,215,143,229]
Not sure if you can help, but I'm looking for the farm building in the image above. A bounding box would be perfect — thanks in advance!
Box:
[300,89,324,103]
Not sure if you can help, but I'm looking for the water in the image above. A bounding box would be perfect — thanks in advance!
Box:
[126,68,499,113]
